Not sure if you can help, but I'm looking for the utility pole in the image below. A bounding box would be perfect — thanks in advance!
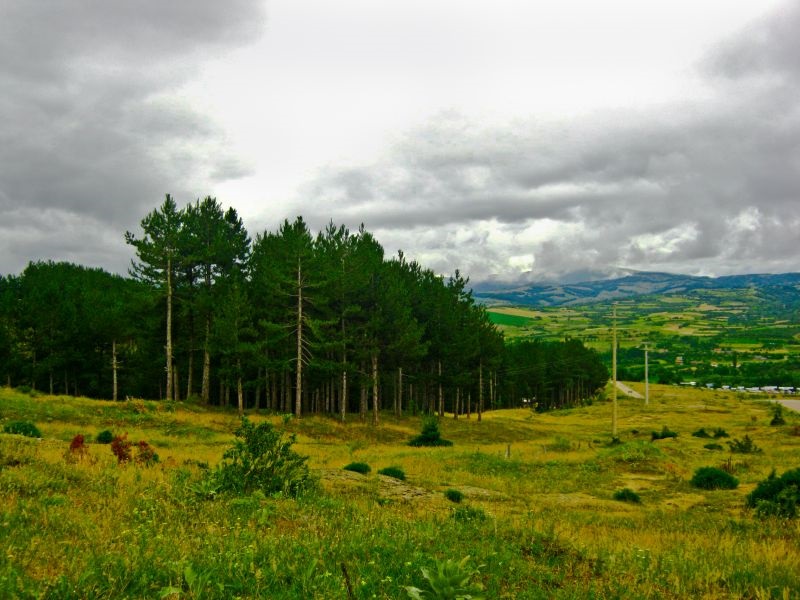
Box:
[612,302,618,437]
[644,342,649,406]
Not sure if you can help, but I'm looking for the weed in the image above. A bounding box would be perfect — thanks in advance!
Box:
[95,429,114,444]
[65,434,89,463]
[747,468,800,518]
[3,421,42,438]
[111,434,133,463]
[651,426,678,441]
[712,427,730,439]
[134,440,159,466]
[704,443,724,451]
[613,488,642,503]
[728,435,762,454]
[378,466,406,481]
[548,436,572,452]
[599,441,665,467]
[690,466,739,490]
[452,505,487,523]
[692,428,711,438]
[409,417,453,447]
[212,417,314,497]
[343,462,371,474]
[405,556,485,600]
[444,489,464,503]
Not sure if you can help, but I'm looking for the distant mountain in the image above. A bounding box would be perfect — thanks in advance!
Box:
[473,271,800,307]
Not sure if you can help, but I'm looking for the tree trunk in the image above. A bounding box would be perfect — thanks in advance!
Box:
[173,366,180,402]
[201,317,211,404]
[466,391,471,419]
[438,361,444,417]
[454,387,459,419]
[166,256,173,401]
[398,367,403,416]
[359,368,367,422]
[112,339,118,401]
[372,353,379,425]
[237,361,244,417]
[186,342,194,400]
[341,370,348,422]
[295,257,303,418]
[478,359,483,422]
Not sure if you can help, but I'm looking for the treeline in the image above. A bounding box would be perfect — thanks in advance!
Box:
[0,196,608,418]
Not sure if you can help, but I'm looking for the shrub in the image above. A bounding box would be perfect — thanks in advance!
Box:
[111,434,133,463]
[704,443,724,451]
[134,440,159,466]
[612,488,641,503]
[444,489,464,503]
[690,466,739,490]
[68,434,87,458]
[770,403,786,426]
[95,430,114,444]
[692,428,711,438]
[343,462,371,474]
[212,417,313,497]
[712,428,729,439]
[651,426,678,441]
[746,468,800,518]
[409,417,453,447]
[405,556,485,600]
[728,435,762,454]
[452,505,486,523]
[378,466,406,481]
[3,421,42,438]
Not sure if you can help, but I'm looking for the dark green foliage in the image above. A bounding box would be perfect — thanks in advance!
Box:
[405,556,485,600]
[692,428,711,438]
[444,489,464,503]
[770,403,786,426]
[690,466,739,490]
[704,443,724,450]
[747,468,800,518]
[3,421,41,438]
[651,426,678,441]
[343,462,371,474]
[612,488,641,503]
[378,466,406,481]
[728,435,762,454]
[712,428,729,439]
[409,417,453,447]
[451,505,487,522]
[95,430,114,444]
[213,417,313,497]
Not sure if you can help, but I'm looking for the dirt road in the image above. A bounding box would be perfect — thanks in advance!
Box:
[616,381,644,399]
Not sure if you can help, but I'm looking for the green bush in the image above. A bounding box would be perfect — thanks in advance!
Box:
[692,428,711,438]
[378,466,406,481]
[95,430,114,444]
[612,488,641,503]
[728,435,762,454]
[451,505,487,523]
[746,468,800,518]
[444,489,464,503]
[3,421,42,438]
[343,462,371,474]
[712,427,729,439]
[690,466,739,490]
[409,417,453,447]
[703,443,724,451]
[651,426,678,441]
[770,404,786,426]
[212,417,314,497]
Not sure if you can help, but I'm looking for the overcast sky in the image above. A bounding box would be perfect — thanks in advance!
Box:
[1,0,798,283]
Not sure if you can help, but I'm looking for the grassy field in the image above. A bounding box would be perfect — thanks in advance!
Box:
[1,385,800,598]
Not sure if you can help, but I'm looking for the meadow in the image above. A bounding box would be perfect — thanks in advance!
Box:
[1,384,799,599]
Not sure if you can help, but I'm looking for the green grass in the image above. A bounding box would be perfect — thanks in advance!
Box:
[1,384,799,598]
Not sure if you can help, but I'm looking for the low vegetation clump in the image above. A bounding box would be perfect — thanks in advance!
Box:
[405,556,485,600]
[378,466,406,481]
[451,505,487,523]
[612,488,642,503]
[704,443,724,451]
[746,468,800,518]
[712,427,730,439]
[728,435,762,454]
[66,434,88,462]
[651,426,678,441]
[110,434,159,465]
[343,461,371,474]
[690,466,739,490]
[95,429,114,444]
[444,489,464,503]
[212,417,313,497]
[692,428,711,438]
[409,417,453,447]
[770,403,786,426]
[599,441,665,468]
[110,434,133,463]
[3,420,42,438]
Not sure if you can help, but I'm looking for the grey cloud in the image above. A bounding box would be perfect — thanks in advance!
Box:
[0,1,265,275]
